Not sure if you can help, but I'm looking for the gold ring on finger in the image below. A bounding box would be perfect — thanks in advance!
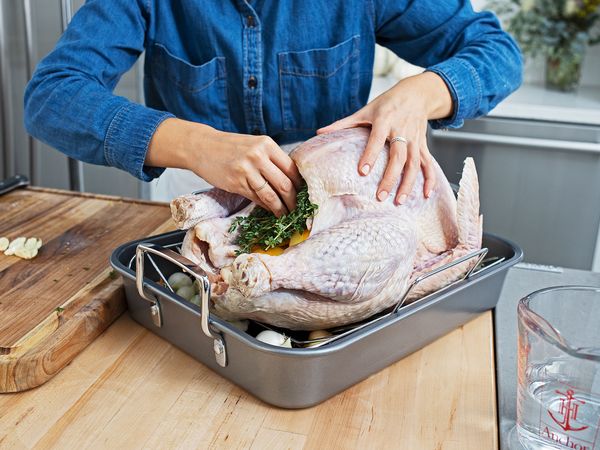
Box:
[253,180,269,192]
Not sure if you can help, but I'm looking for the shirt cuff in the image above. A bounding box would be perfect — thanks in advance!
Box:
[104,102,175,181]
[426,58,482,130]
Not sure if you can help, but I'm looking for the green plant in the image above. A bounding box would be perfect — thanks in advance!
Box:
[489,0,600,58]
[229,183,318,255]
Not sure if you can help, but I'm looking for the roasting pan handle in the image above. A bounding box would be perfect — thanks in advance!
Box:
[392,247,489,314]
[135,243,227,367]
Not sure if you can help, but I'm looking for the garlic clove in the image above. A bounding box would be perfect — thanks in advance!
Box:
[306,330,333,347]
[176,285,196,301]
[24,237,39,251]
[15,247,38,260]
[168,272,193,290]
[256,330,292,348]
[4,237,26,256]
[0,237,8,252]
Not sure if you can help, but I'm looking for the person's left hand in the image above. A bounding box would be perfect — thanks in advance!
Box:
[317,71,453,205]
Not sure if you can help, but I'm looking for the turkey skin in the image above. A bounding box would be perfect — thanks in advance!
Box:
[172,128,482,330]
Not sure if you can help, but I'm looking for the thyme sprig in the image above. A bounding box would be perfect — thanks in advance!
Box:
[229,183,318,255]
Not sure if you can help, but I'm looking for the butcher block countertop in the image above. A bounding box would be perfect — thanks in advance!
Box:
[0,310,497,449]
[0,187,173,393]
[0,188,498,449]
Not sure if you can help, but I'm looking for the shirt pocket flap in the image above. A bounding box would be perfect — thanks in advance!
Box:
[279,35,360,78]
[151,43,226,92]
[278,35,360,131]
[147,43,230,129]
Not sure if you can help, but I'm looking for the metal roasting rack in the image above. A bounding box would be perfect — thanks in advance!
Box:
[131,238,500,352]
[259,247,491,348]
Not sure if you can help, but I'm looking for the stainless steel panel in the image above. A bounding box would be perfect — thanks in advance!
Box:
[441,116,600,143]
[430,117,600,270]
[431,129,600,153]
[22,0,70,190]
[0,1,7,179]
[83,164,143,198]
[1,0,145,197]
[60,0,85,192]
[60,0,73,31]
[22,0,37,184]
[594,227,600,272]
[0,0,29,178]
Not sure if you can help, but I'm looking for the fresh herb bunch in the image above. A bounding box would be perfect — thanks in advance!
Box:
[229,183,318,255]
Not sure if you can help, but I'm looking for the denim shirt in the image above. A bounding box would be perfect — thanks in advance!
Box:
[24,0,522,182]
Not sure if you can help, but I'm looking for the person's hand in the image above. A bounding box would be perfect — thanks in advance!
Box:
[317,71,453,205]
[194,131,303,216]
[146,119,302,217]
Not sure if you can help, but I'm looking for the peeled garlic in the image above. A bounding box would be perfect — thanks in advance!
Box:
[4,237,26,256]
[189,294,201,306]
[15,247,38,260]
[256,330,292,348]
[306,330,333,347]
[24,237,42,251]
[168,272,193,290]
[176,285,196,301]
[308,330,332,340]
[2,237,43,259]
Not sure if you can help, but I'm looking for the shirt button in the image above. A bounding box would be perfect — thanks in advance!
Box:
[251,128,261,135]
[248,76,257,89]
[246,15,256,28]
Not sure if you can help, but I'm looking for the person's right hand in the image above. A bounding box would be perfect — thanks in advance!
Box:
[146,118,303,216]
[194,130,303,216]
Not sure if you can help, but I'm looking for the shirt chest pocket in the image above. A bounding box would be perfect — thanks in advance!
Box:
[148,43,231,130]
[278,35,360,132]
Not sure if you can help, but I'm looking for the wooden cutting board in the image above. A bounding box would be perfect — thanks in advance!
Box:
[0,187,173,393]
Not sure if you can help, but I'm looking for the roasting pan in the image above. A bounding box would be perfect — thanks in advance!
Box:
[110,230,522,408]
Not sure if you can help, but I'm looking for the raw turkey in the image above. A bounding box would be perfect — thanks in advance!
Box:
[171,128,482,330]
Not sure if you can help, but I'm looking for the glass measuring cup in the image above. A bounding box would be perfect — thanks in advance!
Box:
[511,286,600,450]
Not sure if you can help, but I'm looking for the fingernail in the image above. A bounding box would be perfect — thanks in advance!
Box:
[377,190,388,201]
[426,190,432,199]
[398,194,407,205]
[361,164,370,175]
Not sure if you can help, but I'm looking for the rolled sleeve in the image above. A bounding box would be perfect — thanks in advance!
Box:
[375,0,522,128]
[426,58,482,129]
[104,103,174,181]
[23,0,176,183]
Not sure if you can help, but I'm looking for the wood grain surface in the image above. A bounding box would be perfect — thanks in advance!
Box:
[0,187,173,392]
[0,312,498,450]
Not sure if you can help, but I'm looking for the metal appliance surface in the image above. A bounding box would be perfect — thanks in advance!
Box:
[430,116,600,271]
[494,264,600,449]
[111,230,522,409]
[0,0,144,197]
